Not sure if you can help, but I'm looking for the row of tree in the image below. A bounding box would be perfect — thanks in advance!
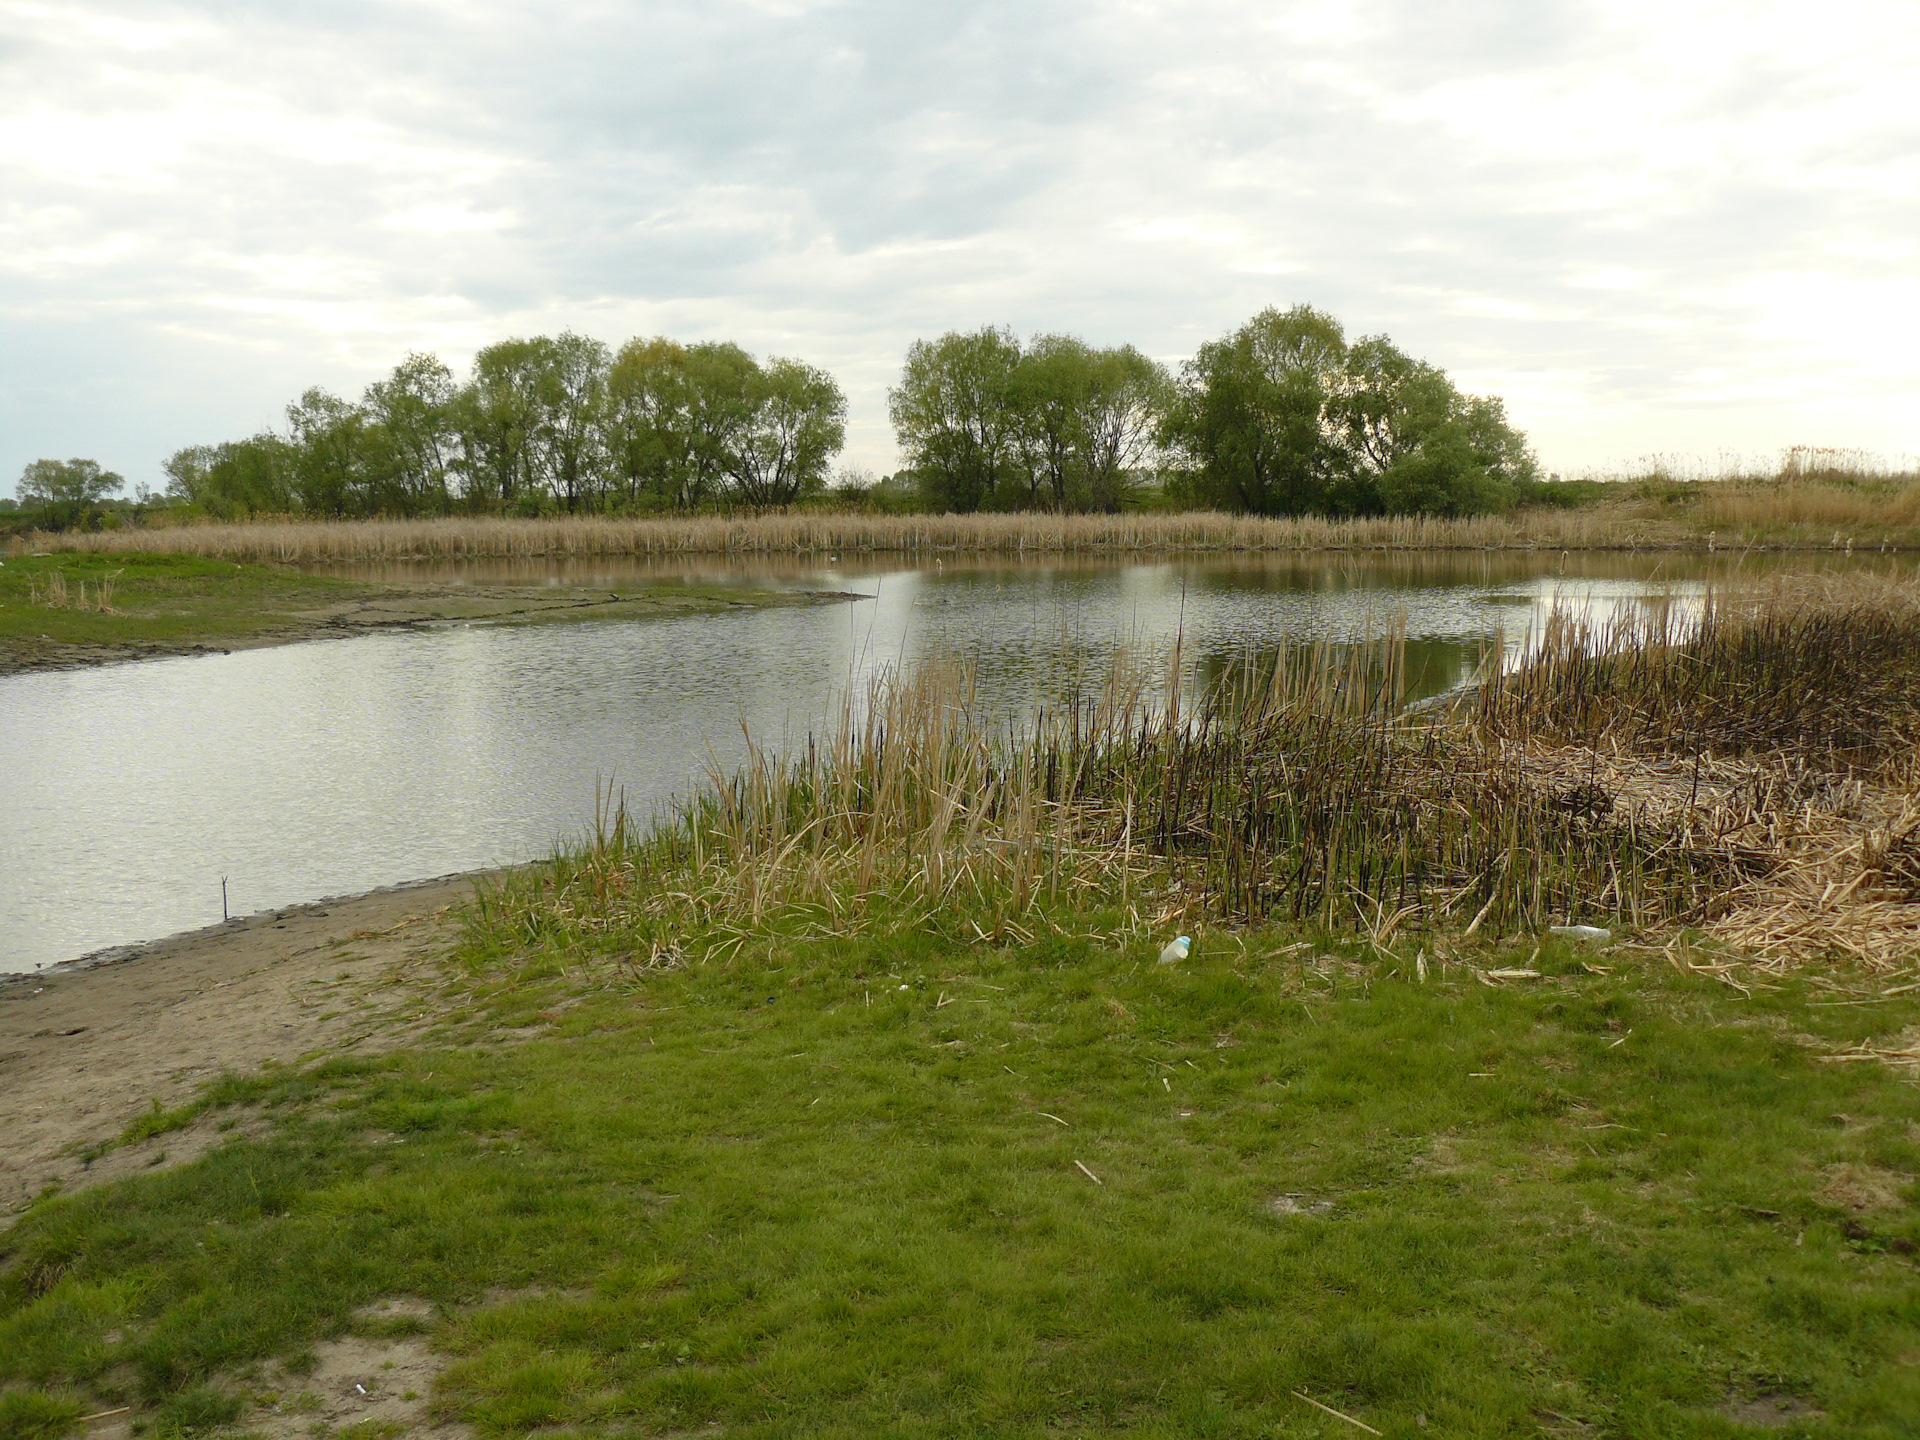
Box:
[163,335,848,519]
[19,306,1539,525]
[889,306,1539,517]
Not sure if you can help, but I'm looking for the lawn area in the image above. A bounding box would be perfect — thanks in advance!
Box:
[4,910,1918,1439]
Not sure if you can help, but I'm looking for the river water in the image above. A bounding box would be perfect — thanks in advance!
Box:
[1,551,1898,972]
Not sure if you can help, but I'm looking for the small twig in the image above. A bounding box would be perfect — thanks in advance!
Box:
[1290,1390,1382,1436]
[1036,1111,1070,1126]
[80,1409,132,1424]
[1074,1159,1103,1185]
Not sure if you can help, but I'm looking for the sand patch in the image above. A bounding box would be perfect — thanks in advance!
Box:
[0,877,480,1217]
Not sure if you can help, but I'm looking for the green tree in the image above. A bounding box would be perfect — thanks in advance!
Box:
[456,339,546,512]
[605,338,759,511]
[1011,335,1092,510]
[525,332,611,513]
[17,457,125,529]
[1334,335,1537,517]
[362,353,459,515]
[888,327,1024,513]
[285,389,369,516]
[1165,305,1351,515]
[725,357,847,507]
[163,436,296,518]
[1081,344,1172,512]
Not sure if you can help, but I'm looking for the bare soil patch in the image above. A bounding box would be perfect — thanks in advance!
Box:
[0,876,479,1216]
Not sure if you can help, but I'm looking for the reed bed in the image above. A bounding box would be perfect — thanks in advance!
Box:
[15,507,1671,564]
[1697,480,1920,532]
[486,629,1732,966]
[1476,576,1920,967]
[477,572,1920,971]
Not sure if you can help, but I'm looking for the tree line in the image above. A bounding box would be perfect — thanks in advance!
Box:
[889,305,1539,517]
[161,334,848,520]
[12,306,1546,527]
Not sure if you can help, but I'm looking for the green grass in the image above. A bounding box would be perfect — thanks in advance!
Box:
[4,905,1919,1438]
[0,551,850,665]
[0,551,366,650]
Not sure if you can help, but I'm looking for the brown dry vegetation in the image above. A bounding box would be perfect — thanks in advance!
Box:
[1477,575,1920,967]
[14,471,1920,563]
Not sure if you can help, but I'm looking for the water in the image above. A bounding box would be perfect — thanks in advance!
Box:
[1,551,1895,972]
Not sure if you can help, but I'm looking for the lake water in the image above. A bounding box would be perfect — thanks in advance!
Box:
[2,551,1901,972]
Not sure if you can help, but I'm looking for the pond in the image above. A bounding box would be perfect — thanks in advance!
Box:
[1,550,1899,972]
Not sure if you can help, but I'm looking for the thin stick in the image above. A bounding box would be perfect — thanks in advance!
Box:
[1290,1390,1382,1436]
[1074,1159,1103,1184]
[80,1409,133,1423]
[1037,1112,1070,1126]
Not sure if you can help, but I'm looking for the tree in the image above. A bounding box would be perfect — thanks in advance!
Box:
[18,458,125,529]
[1165,305,1351,515]
[1012,335,1094,510]
[605,338,759,511]
[726,357,847,507]
[285,389,369,516]
[456,339,546,513]
[163,437,295,518]
[888,327,1024,513]
[362,353,459,515]
[1081,344,1172,512]
[524,332,611,512]
[1334,335,1538,517]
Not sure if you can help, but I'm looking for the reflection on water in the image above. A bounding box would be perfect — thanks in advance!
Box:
[4,551,1909,971]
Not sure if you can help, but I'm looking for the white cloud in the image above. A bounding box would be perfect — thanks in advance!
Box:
[3,0,1918,492]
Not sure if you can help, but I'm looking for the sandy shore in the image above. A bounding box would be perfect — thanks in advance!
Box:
[0,875,487,1217]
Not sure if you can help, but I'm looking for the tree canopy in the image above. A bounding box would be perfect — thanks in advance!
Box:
[159,333,848,520]
[1163,305,1539,518]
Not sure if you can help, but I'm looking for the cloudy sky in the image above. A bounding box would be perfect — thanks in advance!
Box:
[3,0,1917,495]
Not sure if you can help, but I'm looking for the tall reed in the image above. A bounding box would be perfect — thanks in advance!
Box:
[500,628,1730,958]
[13,507,1664,564]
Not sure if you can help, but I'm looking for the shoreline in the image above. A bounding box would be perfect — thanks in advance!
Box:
[0,869,500,1216]
[0,575,868,677]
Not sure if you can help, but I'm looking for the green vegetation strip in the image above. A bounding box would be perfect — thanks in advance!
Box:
[0,552,366,651]
[0,551,844,670]
[4,912,1918,1438]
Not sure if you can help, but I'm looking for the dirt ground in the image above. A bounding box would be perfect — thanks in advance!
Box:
[0,875,482,1217]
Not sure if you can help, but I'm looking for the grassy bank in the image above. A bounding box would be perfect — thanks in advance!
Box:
[0,551,853,674]
[11,476,1920,564]
[4,582,1919,1438]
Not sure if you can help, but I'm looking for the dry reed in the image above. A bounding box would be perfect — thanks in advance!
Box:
[12,508,1679,564]
[480,572,1920,971]
[1476,576,1920,967]
[489,628,1731,962]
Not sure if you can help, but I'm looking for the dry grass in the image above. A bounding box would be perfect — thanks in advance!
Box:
[1477,575,1920,967]
[1697,482,1920,533]
[10,507,1678,563]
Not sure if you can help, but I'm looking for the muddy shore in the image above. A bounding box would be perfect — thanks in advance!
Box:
[0,578,863,676]
[0,875,489,1217]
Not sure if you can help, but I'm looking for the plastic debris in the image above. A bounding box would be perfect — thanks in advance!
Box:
[1548,924,1612,945]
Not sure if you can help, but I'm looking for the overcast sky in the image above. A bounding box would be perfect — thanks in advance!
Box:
[4,0,1917,496]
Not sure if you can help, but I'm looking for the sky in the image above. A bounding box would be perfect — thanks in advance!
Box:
[3,0,1918,497]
